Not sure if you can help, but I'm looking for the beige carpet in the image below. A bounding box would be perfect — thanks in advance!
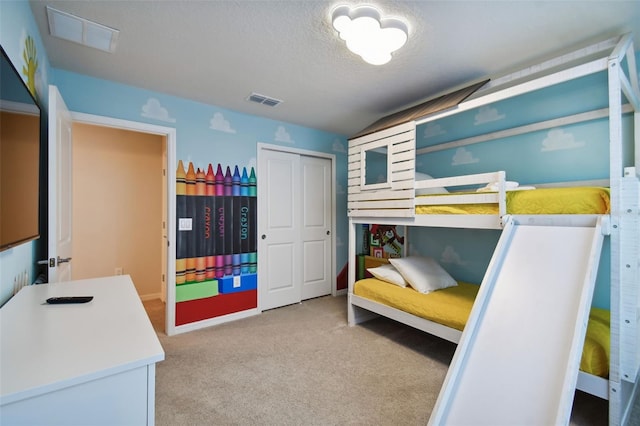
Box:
[144,295,627,425]
[143,298,165,334]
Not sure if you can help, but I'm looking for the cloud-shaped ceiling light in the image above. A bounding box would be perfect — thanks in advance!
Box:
[331,4,408,65]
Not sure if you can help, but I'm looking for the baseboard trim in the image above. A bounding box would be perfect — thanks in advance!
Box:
[140,292,163,301]
[172,308,261,335]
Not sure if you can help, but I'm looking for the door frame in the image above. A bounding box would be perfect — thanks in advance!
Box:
[70,112,177,335]
[256,143,337,311]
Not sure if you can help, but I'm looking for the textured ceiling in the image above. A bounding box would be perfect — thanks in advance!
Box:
[28,0,640,137]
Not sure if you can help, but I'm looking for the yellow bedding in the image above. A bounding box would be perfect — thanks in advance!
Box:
[581,307,610,378]
[354,278,610,378]
[355,278,478,330]
[415,187,610,215]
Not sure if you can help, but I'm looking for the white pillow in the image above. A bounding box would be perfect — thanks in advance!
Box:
[476,181,519,192]
[415,172,449,195]
[389,256,457,294]
[367,264,407,287]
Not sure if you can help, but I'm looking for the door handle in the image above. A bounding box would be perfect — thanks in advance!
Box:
[57,256,72,264]
[38,258,57,267]
[326,230,330,235]
[261,234,266,240]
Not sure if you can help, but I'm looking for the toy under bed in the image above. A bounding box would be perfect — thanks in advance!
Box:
[354,278,610,378]
[415,186,610,215]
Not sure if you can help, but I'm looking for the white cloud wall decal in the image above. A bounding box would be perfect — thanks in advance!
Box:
[474,106,505,125]
[275,125,294,143]
[141,98,176,123]
[541,129,585,151]
[423,122,446,138]
[209,112,236,133]
[452,147,479,166]
[441,245,466,266]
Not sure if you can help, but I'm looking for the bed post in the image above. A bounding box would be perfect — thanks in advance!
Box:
[607,32,640,426]
[348,218,356,294]
[347,218,357,325]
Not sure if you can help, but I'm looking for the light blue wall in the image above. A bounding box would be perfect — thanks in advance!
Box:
[415,72,634,184]
[0,0,51,306]
[408,58,640,310]
[52,69,350,282]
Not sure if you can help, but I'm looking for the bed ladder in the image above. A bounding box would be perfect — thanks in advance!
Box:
[429,215,606,426]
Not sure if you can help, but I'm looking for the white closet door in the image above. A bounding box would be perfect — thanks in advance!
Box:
[258,146,334,311]
[300,156,332,300]
[259,150,301,310]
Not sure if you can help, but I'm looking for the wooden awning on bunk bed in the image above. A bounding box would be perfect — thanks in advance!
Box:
[350,79,490,139]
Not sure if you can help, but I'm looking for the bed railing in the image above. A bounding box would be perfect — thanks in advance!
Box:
[347,119,509,220]
[414,171,507,218]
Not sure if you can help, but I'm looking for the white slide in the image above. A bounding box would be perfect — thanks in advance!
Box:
[429,216,606,426]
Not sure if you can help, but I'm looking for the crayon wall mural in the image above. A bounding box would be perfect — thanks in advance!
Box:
[175,160,257,326]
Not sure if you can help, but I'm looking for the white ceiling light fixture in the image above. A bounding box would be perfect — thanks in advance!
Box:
[46,6,119,53]
[331,4,408,66]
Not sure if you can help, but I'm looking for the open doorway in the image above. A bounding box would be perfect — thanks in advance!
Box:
[72,123,166,331]
[69,112,176,335]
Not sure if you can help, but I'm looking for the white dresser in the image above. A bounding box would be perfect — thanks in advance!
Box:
[0,275,165,425]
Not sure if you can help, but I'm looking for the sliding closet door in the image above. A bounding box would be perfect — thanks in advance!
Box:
[300,156,332,300]
[259,150,302,310]
[258,146,334,311]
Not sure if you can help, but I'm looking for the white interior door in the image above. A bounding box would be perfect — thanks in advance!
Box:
[259,150,301,310]
[301,156,332,300]
[47,85,73,283]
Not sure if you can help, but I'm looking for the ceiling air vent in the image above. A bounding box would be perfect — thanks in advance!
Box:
[46,6,119,53]
[247,92,282,107]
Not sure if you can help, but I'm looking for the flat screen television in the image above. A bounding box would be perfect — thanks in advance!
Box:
[0,45,42,251]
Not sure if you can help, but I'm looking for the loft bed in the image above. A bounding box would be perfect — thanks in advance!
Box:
[346,33,640,425]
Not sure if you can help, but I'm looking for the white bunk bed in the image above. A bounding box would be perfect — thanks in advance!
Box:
[346,33,640,425]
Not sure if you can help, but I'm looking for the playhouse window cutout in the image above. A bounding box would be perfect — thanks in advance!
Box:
[363,146,389,187]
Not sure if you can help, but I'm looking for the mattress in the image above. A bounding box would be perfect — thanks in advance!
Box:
[354,278,610,378]
[415,187,610,215]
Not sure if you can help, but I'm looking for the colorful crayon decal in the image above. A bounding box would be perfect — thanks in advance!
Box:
[175,161,257,310]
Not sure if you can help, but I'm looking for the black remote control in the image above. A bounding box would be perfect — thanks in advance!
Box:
[46,296,94,304]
